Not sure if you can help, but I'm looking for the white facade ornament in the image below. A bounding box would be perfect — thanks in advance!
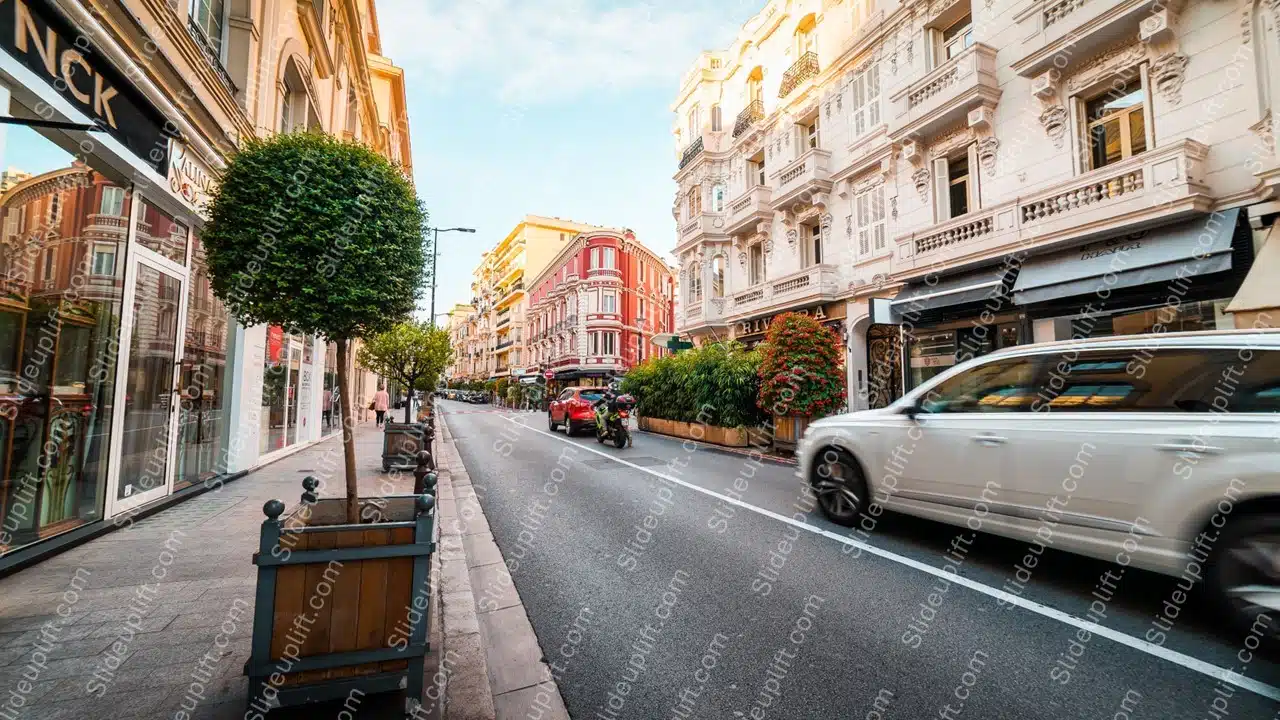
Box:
[787,228,799,253]
[1150,52,1190,105]
[1140,10,1175,44]
[1039,105,1069,148]
[930,127,975,159]
[978,137,1000,177]
[1252,111,1274,153]
[1067,44,1148,93]
[912,167,930,200]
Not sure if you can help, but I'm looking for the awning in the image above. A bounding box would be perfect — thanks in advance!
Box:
[1012,209,1240,306]
[1226,223,1280,314]
[890,266,1013,315]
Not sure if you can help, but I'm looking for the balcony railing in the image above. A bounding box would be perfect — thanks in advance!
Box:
[733,100,765,138]
[772,149,832,206]
[729,264,840,316]
[778,52,819,98]
[1044,0,1089,26]
[889,44,1000,142]
[679,136,705,170]
[897,139,1210,270]
[726,185,773,235]
[496,340,513,350]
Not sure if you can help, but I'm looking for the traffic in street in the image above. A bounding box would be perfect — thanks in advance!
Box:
[440,400,1280,720]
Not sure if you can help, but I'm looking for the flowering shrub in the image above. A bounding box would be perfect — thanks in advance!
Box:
[757,313,845,418]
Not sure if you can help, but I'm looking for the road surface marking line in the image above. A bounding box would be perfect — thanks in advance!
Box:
[497,413,1280,703]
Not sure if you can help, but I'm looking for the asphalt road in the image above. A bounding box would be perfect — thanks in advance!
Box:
[439,400,1280,719]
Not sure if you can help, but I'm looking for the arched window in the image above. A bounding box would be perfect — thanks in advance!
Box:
[687,262,703,302]
[280,58,320,133]
[748,66,764,105]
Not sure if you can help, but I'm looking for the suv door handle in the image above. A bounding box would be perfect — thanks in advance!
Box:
[971,433,1007,446]
[1156,440,1223,454]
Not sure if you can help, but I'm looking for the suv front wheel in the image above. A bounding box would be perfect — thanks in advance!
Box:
[809,448,868,527]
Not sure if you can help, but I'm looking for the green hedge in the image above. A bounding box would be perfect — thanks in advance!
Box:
[622,342,766,428]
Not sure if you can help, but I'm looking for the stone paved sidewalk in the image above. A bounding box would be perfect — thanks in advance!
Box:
[0,419,421,720]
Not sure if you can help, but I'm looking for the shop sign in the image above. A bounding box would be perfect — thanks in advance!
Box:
[735,302,847,337]
[267,326,284,364]
[909,354,956,369]
[1078,235,1145,261]
[1,0,174,174]
[168,139,216,218]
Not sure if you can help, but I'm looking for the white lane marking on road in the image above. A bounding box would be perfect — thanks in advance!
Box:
[497,413,1280,703]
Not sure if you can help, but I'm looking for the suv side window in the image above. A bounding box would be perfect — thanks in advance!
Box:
[1032,348,1280,413]
[557,389,573,402]
[920,356,1041,413]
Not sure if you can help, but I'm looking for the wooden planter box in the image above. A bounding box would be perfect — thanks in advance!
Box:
[638,416,751,448]
[382,422,431,472]
[245,488,436,715]
[772,415,810,453]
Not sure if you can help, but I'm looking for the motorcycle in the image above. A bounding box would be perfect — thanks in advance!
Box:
[594,393,635,449]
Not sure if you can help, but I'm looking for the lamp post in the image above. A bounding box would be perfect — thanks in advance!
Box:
[427,226,477,326]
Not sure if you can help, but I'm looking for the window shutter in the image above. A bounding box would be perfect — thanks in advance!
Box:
[868,66,880,126]
[873,188,886,251]
[932,157,950,222]
[856,193,870,255]
[966,143,982,212]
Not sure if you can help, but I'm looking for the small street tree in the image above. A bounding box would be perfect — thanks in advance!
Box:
[203,132,427,522]
[357,321,452,423]
[757,313,845,419]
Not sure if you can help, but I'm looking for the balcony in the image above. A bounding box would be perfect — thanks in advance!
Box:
[677,213,727,251]
[771,149,832,208]
[895,139,1211,273]
[888,43,1000,143]
[726,186,773,236]
[727,264,841,319]
[679,136,704,170]
[1010,0,1151,78]
[733,100,765,139]
[778,52,819,99]
[496,339,514,351]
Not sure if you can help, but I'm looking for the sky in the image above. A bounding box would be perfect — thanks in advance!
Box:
[375,0,754,321]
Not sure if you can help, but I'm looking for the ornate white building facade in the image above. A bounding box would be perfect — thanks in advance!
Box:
[672,0,1280,410]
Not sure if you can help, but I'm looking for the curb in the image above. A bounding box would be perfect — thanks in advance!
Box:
[434,410,570,720]
[631,429,799,467]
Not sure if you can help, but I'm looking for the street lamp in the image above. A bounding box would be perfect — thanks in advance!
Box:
[427,226,477,326]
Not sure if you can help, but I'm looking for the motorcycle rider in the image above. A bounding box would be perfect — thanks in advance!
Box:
[592,380,620,432]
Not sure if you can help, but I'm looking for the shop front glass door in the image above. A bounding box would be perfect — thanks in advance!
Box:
[115,258,183,509]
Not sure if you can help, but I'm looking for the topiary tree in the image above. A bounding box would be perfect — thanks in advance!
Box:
[203,132,427,522]
[757,313,845,419]
[357,321,452,423]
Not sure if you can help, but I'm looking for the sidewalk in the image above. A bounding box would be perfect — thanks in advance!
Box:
[0,421,418,720]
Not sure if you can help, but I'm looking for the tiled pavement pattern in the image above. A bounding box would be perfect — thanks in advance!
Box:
[0,422,418,720]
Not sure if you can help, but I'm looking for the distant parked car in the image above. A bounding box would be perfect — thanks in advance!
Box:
[548,386,606,435]
[796,329,1280,637]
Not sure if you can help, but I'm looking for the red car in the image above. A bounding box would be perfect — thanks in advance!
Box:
[548,386,607,436]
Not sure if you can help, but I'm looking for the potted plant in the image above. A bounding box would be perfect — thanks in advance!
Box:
[202,132,436,713]
[757,313,846,453]
[357,322,452,471]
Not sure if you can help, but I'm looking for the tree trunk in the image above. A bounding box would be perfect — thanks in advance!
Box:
[336,339,360,523]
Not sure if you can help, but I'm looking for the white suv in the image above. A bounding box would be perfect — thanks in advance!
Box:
[797,329,1280,634]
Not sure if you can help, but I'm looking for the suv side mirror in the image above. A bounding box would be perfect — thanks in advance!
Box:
[901,397,924,420]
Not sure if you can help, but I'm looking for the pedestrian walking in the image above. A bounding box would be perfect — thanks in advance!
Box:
[372,385,389,427]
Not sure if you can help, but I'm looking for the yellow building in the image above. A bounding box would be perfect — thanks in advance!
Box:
[470,216,616,379]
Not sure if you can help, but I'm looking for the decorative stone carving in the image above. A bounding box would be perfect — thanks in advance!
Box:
[977,137,999,177]
[786,228,799,253]
[846,214,853,237]
[911,168,930,200]
[738,251,747,268]
[764,238,774,254]
[1067,44,1147,93]
[890,196,898,220]
[929,126,974,159]
[711,298,725,313]
[1252,111,1274,153]
[1150,52,1189,104]
[1039,105,1068,148]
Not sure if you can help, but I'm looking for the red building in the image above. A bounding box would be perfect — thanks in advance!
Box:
[527,229,675,387]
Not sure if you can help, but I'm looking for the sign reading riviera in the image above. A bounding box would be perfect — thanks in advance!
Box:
[1,0,174,174]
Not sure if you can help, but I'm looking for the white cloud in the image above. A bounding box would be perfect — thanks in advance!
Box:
[377,0,737,103]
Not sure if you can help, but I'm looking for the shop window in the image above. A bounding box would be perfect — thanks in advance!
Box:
[137,200,189,265]
[100,187,125,216]
[855,185,886,256]
[932,148,979,222]
[1084,78,1148,170]
[749,243,765,285]
[849,63,880,138]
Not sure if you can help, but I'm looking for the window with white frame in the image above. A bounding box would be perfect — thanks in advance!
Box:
[797,117,820,154]
[711,184,726,212]
[603,332,617,356]
[711,256,724,297]
[590,247,600,269]
[602,290,617,314]
[189,0,228,57]
[748,152,766,187]
[91,247,115,276]
[849,64,880,138]
[1083,77,1149,170]
[688,105,701,138]
[855,185,887,256]
[711,105,722,132]
[932,146,979,222]
[687,186,702,218]
[603,247,616,269]
[802,224,822,267]
[100,187,125,216]
[749,243,765,285]
[941,13,973,61]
